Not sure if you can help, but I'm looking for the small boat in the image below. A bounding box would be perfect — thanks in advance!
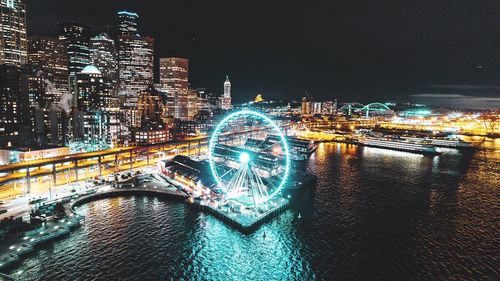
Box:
[298,213,302,219]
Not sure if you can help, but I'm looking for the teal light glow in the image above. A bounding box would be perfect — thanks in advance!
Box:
[117,11,139,17]
[208,110,290,203]
[239,152,250,164]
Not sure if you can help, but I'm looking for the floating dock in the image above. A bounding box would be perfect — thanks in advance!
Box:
[0,214,83,272]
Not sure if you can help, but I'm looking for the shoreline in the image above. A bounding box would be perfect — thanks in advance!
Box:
[0,182,293,273]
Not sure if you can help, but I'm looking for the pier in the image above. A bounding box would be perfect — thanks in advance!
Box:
[189,197,289,233]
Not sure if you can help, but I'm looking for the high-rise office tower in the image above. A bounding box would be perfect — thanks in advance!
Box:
[117,10,138,36]
[0,65,29,141]
[220,75,232,110]
[159,57,189,120]
[0,0,28,67]
[28,35,69,106]
[76,65,112,109]
[58,22,90,107]
[90,33,118,94]
[116,11,154,108]
[0,0,28,144]
[301,96,311,115]
[312,101,322,115]
[187,88,199,120]
[28,35,69,145]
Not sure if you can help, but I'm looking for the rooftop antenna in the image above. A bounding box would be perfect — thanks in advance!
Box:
[304,89,311,99]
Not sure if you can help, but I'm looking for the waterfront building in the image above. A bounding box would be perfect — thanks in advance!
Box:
[160,155,213,188]
[0,0,28,67]
[0,145,69,165]
[220,75,232,110]
[58,22,90,108]
[159,57,189,120]
[90,33,118,95]
[117,11,154,108]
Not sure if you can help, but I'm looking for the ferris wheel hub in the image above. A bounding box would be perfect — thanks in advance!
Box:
[239,152,250,164]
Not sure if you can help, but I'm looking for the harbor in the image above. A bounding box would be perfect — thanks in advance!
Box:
[291,127,481,155]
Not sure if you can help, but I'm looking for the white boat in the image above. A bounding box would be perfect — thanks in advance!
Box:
[359,137,441,155]
[405,137,475,149]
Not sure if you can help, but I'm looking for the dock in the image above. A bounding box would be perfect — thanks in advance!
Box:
[0,214,83,272]
[189,197,289,233]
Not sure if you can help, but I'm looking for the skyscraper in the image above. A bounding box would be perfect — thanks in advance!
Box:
[220,75,232,110]
[159,57,189,120]
[116,11,154,108]
[0,0,28,144]
[76,65,113,109]
[90,33,118,94]
[0,0,28,67]
[58,22,90,107]
[117,10,138,36]
[28,35,69,145]
[28,35,69,106]
[187,88,199,120]
[301,96,311,115]
[0,65,28,141]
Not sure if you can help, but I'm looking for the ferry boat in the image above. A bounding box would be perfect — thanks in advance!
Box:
[359,137,441,155]
[405,137,476,150]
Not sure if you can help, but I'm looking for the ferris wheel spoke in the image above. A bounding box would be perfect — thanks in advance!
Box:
[248,161,270,201]
[225,164,245,196]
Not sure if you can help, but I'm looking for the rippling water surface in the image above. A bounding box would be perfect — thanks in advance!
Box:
[9,139,499,280]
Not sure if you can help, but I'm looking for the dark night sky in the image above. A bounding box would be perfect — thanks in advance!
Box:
[25,0,500,106]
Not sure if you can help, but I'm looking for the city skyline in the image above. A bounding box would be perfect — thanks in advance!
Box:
[22,0,500,106]
[0,2,498,280]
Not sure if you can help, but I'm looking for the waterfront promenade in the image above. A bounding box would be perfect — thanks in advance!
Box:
[0,175,184,273]
[0,168,292,275]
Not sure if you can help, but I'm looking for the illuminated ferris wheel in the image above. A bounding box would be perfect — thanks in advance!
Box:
[208,111,290,209]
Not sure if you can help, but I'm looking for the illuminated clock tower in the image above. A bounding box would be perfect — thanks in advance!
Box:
[221,75,232,110]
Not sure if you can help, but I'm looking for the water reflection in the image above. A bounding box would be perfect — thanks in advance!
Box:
[8,141,499,280]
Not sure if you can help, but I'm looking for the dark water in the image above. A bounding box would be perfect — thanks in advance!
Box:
[8,140,500,280]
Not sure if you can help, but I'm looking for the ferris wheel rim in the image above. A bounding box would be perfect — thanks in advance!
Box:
[208,110,290,203]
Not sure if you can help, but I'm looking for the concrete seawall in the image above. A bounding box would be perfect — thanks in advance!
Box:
[70,188,186,213]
